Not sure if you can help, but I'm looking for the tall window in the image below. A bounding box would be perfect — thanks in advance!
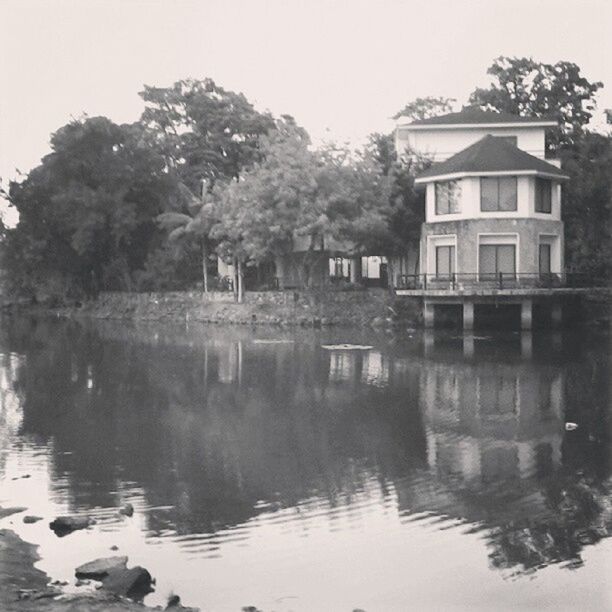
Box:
[535,178,552,213]
[480,177,518,212]
[479,244,516,280]
[539,243,551,275]
[435,180,461,215]
[435,245,455,278]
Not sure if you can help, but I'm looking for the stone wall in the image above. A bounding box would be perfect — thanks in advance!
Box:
[73,289,423,328]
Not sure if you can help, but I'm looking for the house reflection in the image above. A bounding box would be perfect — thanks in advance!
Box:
[422,358,563,487]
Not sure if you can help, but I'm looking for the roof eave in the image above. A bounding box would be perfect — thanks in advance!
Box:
[397,121,558,130]
[414,170,570,184]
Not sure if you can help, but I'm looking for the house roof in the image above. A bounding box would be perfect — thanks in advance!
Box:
[399,108,557,128]
[414,135,569,183]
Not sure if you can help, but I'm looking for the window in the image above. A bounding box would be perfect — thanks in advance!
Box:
[435,180,461,215]
[480,177,517,212]
[436,245,455,278]
[539,243,551,275]
[479,244,516,280]
[535,178,552,213]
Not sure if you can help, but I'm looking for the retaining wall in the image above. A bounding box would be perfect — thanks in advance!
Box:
[72,289,423,328]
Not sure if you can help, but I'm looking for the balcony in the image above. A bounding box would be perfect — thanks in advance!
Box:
[395,272,608,297]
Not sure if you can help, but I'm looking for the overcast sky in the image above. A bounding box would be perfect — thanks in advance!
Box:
[1,0,610,222]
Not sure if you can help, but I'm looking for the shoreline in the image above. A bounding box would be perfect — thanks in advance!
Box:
[0,527,170,611]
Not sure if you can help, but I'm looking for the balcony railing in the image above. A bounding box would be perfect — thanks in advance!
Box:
[396,272,607,291]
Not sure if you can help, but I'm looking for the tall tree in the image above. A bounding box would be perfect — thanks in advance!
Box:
[139,78,276,190]
[560,132,612,279]
[157,181,219,292]
[469,57,603,151]
[393,96,455,121]
[4,117,173,298]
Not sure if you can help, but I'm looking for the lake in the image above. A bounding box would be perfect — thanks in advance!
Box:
[0,316,610,611]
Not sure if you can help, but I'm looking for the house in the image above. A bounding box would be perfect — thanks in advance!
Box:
[395,108,573,329]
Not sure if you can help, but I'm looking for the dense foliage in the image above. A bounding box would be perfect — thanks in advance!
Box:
[1,58,609,301]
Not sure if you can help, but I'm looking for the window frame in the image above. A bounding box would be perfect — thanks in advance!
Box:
[478,244,517,280]
[435,245,455,279]
[539,243,552,275]
[480,176,518,212]
[435,180,461,215]
[535,178,552,213]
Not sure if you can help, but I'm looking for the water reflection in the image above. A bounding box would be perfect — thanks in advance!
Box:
[0,317,609,609]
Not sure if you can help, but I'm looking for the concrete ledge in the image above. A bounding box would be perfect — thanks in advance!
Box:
[395,287,607,298]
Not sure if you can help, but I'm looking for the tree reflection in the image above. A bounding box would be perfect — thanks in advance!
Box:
[0,317,609,576]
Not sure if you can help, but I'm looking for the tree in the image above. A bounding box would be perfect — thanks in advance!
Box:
[211,119,316,298]
[4,117,173,299]
[157,181,219,292]
[469,57,603,151]
[393,96,455,121]
[139,78,276,190]
[365,134,431,281]
[560,132,612,279]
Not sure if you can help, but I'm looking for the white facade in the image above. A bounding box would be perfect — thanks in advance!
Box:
[424,176,562,223]
[395,121,554,161]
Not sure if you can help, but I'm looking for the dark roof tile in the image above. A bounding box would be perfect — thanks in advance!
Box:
[405,108,556,126]
[415,135,569,182]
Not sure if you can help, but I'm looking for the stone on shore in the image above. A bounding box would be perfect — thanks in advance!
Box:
[75,556,128,579]
[101,566,154,600]
[49,515,95,536]
[119,502,134,517]
[23,515,43,524]
[0,506,27,519]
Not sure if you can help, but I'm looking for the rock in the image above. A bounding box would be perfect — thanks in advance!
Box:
[167,594,181,607]
[0,506,27,519]
[49,515,95,537]
[118,502,134,517]
[75,578,90,587]
[110,545,119,551]
[101,566,154,600]
[23,515,43,524]
[75,555,128,579]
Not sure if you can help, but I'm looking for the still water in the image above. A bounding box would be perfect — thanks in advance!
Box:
[0,316,610,611]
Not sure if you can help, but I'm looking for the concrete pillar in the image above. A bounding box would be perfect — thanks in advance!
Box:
[520,332,533,359]
[423,301,435,329]
[349,256,362,284]
[551,302,563,327]
[463,301,474,331]
[463,334,475,359]
[520,299,533,330]
[423,330,434,356]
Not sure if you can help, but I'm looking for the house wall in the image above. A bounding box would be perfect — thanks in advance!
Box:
[425,177,562,223]
[421,218,564,276]
[395,125,547,161]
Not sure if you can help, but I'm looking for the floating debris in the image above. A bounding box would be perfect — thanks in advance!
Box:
[321,344,373,350]
[252,339,294,344]
[565,422,579,431]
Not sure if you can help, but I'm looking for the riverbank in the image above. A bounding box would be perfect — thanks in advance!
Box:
[54,289,423,328]
[0,527,175,611]
[37,287,611,330]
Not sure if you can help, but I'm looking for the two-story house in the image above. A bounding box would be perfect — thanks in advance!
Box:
[395,109,571,329]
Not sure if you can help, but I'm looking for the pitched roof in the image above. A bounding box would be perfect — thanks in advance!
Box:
[415,135,569,183]
[401,108,556,127]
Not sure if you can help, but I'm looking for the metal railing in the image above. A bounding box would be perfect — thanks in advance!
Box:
[395,272,607,291]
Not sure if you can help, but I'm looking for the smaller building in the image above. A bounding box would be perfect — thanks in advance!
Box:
[415,134,569,286]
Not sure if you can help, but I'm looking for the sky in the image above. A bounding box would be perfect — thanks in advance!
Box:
[1,0,611,223]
